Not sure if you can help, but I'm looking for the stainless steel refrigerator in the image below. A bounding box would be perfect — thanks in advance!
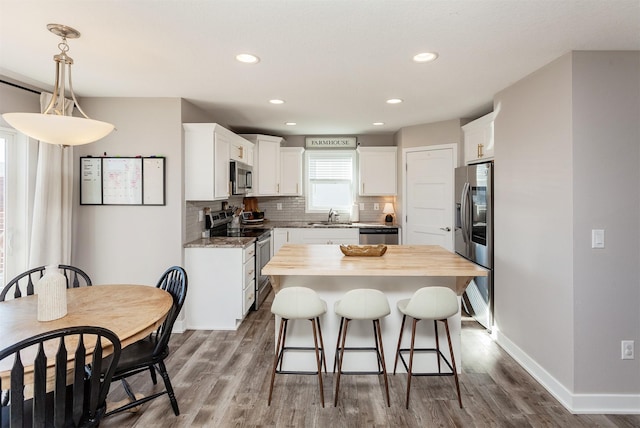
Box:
[455,162,493,330]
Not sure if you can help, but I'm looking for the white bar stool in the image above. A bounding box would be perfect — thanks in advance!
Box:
[333,288,391,407]
[393,286,462,409]
[268,286,328,407]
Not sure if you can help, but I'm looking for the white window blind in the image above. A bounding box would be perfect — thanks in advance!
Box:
[308,153,353,180]
[305,150,355,213]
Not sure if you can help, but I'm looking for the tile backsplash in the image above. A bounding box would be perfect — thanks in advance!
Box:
[185,195,396,243]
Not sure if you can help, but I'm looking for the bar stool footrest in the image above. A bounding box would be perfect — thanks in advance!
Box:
[276,345,326,375]
[398,347,455,376]
[335,346,384,375]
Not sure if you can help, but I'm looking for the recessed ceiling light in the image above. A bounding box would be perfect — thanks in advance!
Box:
[285,122,297,126]
[373,122,384,126]
[386,98,403,104]
[236,53,260,64]
[269,99,285,104]
[413,52,439,63]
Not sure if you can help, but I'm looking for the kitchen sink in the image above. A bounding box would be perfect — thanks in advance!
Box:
[307,221,353,227]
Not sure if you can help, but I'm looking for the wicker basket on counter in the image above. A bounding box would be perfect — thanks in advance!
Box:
[339,244,387,257]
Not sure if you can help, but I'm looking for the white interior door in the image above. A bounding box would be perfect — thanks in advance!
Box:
[404,145,455,250]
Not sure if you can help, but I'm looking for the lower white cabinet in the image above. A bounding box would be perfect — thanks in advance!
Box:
[273,228,358,251]
[299,228,359,244]
[185,244,256,330]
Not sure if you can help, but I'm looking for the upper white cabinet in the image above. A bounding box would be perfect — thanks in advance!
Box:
[357,147,397,196]
[463,112,495,164]
[280,147,305,196]
[230,135,254,166]
[184,123,233,201]
[241,134,283,196]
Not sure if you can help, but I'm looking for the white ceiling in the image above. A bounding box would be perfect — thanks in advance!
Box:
[1,1,639,137]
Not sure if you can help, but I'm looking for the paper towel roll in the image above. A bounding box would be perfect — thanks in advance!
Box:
[351,203,360,222]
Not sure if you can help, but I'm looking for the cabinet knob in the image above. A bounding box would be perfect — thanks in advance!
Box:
[440,227,451,232]
[477,143,484,158]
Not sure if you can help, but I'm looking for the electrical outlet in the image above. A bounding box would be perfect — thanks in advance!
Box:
[622,340,634,360]
[374,203,380,211]
[198,210,204,222]
[359,203,365,211]
[276,203,282,210]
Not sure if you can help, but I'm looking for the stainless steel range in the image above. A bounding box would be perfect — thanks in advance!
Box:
[206,209,272,310]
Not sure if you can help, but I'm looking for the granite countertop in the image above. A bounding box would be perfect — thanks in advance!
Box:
[184,237,256,249]
[244,220,399,229]
[184,221,399,248]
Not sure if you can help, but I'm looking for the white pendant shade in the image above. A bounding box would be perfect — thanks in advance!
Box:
[3,24,115,146]
[2,112,114,146]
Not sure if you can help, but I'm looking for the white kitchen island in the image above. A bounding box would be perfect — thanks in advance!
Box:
[262,244,488,373]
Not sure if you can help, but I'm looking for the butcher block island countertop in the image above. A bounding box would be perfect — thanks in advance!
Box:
[263,244,488,295]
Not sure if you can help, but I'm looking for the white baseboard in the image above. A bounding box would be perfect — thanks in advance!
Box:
[172,319,186,334]
[495,330,640,414]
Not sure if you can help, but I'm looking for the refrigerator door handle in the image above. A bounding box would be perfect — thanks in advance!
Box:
[460,182,470,244]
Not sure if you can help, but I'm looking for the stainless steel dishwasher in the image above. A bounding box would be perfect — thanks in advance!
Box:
[359,227,399,244]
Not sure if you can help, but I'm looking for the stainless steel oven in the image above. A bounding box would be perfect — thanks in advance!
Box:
[206,209,272,310]
[254,230,272,310]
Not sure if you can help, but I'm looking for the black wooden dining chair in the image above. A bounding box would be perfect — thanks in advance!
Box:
[105,266,188,417]
[0,326,121,428]
[0,264,92,301]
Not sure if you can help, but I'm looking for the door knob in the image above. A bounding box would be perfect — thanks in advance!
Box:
[440,227,451,232]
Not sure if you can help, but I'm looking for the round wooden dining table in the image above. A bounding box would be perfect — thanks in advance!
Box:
[0,284,173,382]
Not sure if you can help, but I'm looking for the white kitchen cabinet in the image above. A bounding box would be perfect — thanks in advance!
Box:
[230,134,255,166]
[273,229,289,255]
[274,228,358,248]
[357,147,397,196]
[273,228,303,254]
[299,228,359,245]
[280,147,305,196]
[240,134,283,196]
[463,112,495,164]
[184,123,232,201]
[185,244,256,330]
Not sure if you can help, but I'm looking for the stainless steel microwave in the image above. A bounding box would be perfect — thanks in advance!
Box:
[230,161,252,195]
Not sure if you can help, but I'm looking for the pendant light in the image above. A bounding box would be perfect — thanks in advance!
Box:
[2,24,114,146]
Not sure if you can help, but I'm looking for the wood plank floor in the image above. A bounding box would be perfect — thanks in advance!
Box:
[101,292,640,427]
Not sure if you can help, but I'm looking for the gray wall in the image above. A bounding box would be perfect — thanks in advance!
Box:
[72,98,185,285]
[494,54,576,388]
[395,118,464,161]
[571,51,640,393]
[0,83,40,121]
[494,51,640,400]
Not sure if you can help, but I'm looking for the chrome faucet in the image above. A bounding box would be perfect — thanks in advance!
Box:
[328,208,337,223]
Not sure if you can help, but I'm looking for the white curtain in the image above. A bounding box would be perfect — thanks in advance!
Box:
[28,93,74,267]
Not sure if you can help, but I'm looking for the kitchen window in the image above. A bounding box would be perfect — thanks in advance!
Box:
[305,150,355,213]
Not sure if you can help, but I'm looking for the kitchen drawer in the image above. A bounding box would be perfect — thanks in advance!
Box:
[243,283,255,316]
[244,257,256,285]
[243,244,256,263]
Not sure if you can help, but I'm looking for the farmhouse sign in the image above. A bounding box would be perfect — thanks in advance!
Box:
[305,137,357,149]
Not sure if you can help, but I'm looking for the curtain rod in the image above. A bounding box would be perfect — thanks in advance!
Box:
[0,79,41,95]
